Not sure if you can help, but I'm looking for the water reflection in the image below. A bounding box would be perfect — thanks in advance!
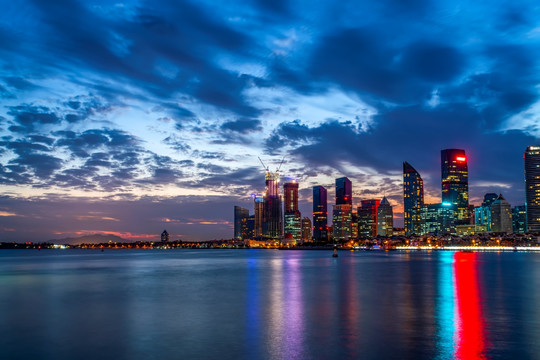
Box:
[436,251,456,359]
[453,252,487,359]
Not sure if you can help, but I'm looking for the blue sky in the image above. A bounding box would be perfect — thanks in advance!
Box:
[1,0,539,241]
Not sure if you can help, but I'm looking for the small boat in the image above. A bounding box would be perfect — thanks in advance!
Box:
[332,246,338,258]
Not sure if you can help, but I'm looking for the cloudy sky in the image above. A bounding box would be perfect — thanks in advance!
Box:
[1,0,539,242]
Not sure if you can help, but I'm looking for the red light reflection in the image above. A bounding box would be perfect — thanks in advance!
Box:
[453,252,487,359]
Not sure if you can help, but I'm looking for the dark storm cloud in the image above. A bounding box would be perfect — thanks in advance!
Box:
[307,28,468,104]
[7,105,61,132]
[55,128,139,157]
[19,0,260,118]
[399,42,465,82]
[2,77,36,90]
[221,118,262,133]
[0,137,62,182]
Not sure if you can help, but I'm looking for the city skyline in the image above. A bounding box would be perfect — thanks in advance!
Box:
[1,0,540,242]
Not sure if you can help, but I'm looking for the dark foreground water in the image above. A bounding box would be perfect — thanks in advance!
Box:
[1,249,540,360]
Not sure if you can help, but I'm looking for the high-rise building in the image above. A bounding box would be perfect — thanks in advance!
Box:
[313,185,328,242]
[513,205,527,234]
[474,193,498,232]
[301,217,312,242]
[333,204,352,241]
[284,180,301,241]
[474,206,492,232]
[161,229,169,242]
[358,199,380,237]
[525,146,540,233]
[351,213,358,240]
[253,194,264,239]
[262,170,282,239]
[482,193,498,207]
[421,203,456,235]
[403,162,424,235]
[234,206,249,240]
[336,177,352,205]
[490,194,513,234]
[245,215,255,239]
[441,149,469,224]
[377,197,393,237]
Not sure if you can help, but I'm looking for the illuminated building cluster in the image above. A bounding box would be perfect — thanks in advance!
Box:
[234,145,540,244]
[404,147,539,236]
[525,146,540,233]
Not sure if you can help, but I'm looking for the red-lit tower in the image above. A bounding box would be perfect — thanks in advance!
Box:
[441,149,469,224]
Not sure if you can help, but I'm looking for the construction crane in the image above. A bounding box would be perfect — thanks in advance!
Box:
[258,156,285,173]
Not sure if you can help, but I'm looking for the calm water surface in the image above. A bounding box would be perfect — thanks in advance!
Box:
[1,249,539,359]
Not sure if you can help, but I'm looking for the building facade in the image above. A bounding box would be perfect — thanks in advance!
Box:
[234,206,249,240]
[421,203,456,235]
[301,217,312,242]
[358,199,380,238]
[403,161,424,235]
[313,185,328,242]
[283,181,301,241]
[377,197,393,237]
[490,194,513,234]
[513,205,527,234]
[441,149,469,224]
[525,146,540,233]
[336,177,352,205]
[262,170,282,240]
[333,204,352,241]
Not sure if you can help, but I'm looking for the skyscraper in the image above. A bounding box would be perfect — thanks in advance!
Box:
[336,177,352,205]
[262,170,282,239]
[377,197,393,237]
[474,193,498,232]
[253,194,264,239]
[284,180,301,241]
[513,205,527,234]
[234,206,249,240]
[313,185,328,242]
[420,203,456,235]
[301,217,312,242]
[333,204,352,241]
[525,146,540,233]
[403,162,424,235]
[358,199,380,237]
[441,149,469,224]
[490,194,512,234]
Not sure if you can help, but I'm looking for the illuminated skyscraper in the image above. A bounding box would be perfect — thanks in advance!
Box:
[234,206,249,240]
[490,194,512,234]
[313,185,328,242]
[403,162,424,235]
[336,177,352,205]
[253,194,264,239]
[262,168,282,240]
[525,146,540,233]
[512,205,526,234]
[358,199,380,237]
[333,204,352,241]
[421,203,455,235]
[441,149,469,224]
[377,197,393,237]
[474,193,498,232]
[284,180,301,241]
[301,217,312,242]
